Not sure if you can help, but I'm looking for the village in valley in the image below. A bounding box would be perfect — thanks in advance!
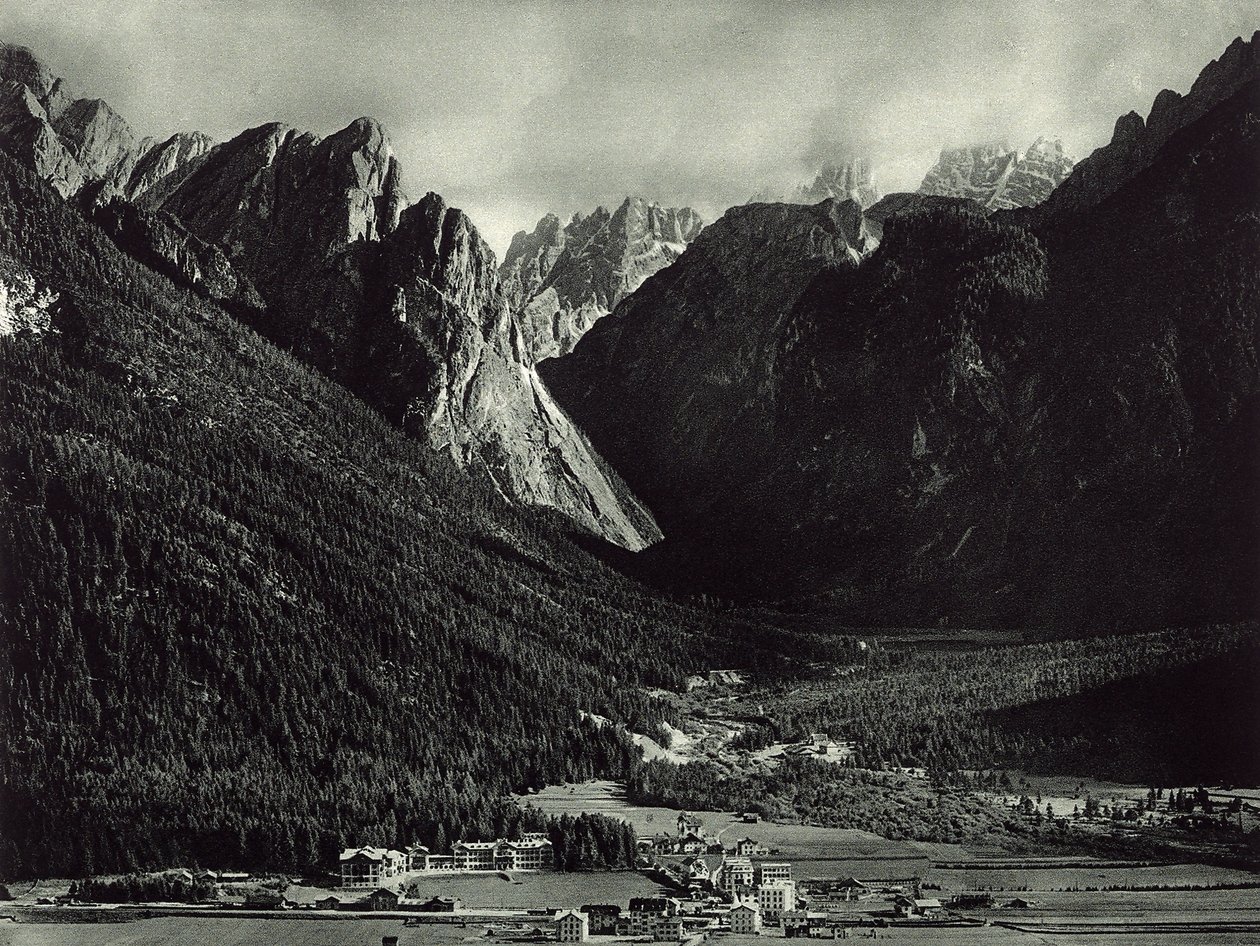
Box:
[211,808,955,943]
[15,776,1260,946]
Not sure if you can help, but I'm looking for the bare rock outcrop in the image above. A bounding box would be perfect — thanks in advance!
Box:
[751,159,880,208]
[918,138,1073,209]
[0,43,210,203]
[499,197,703,362]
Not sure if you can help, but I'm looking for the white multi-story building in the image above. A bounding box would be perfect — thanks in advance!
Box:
[453,840,498,871]
[504,837,554,869]
[339,847,405,887]
[451,837,554,871]
[757,879,796,922]
[720,856,754,893]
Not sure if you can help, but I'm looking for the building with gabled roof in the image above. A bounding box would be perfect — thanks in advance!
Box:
[729,901,761,934]
[555,909,589,942]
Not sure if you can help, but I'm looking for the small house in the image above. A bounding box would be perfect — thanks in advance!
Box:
[406,843,430,872]
[364,888,400,912]
[679,833,706,855]
[651,915,685,941]
[416,895,460,912]
[677,812,703,837]
[315,895,341,911]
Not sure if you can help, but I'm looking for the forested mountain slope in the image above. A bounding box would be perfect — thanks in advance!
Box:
[0,46,660,552]
[544,36,1259,630]
[0,153,807,877]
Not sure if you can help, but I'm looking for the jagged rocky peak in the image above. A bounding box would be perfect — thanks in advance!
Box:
[499,195,704,363]
[156,117,407,267]
[918,138,1073,209]
[797,158,880,206]
[500,211,567,310]
[375,191,662,551]
[388,191,502,323]
[126,130,214,205]
[1039,30,1257,218]
[751,157,880,208]
[139,113,658,550]
[0,43,209,202]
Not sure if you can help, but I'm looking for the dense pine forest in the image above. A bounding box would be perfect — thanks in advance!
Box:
[0,154,828,878]
[626,625,1260,843]
[768,626,1260,783]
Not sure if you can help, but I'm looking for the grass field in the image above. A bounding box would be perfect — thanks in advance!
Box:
[397,870,666,910]
[523,780,935,879]
[928,862,1259,892]
[0,917,474,946]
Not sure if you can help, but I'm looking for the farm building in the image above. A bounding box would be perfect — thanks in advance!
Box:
[894,896,942,918]
[363,888,400,911]
[416,895,461,912]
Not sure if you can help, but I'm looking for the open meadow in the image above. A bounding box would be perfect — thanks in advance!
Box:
[523,781,934,878]
[394,870,665,910]
[927,861,1258,891]
[0,917,475,946]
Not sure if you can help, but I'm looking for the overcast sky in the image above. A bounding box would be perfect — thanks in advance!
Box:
[2,0,1254,254]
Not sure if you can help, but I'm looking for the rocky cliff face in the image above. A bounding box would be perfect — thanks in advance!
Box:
[0,46,659,550]
[1038,31,1257,218]
[498,197,703,362]
[153,123,658,548]
[750,159,880,209]
[545,37,1258,628]
[150,118,406,374]
[918,138,1073,209]
[0,43,209,203]
[542,197,880,534]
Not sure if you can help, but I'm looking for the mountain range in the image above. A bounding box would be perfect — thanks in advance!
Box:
[0,43,660,552]
[0,29,1256,879]
[543,32,1259,629]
